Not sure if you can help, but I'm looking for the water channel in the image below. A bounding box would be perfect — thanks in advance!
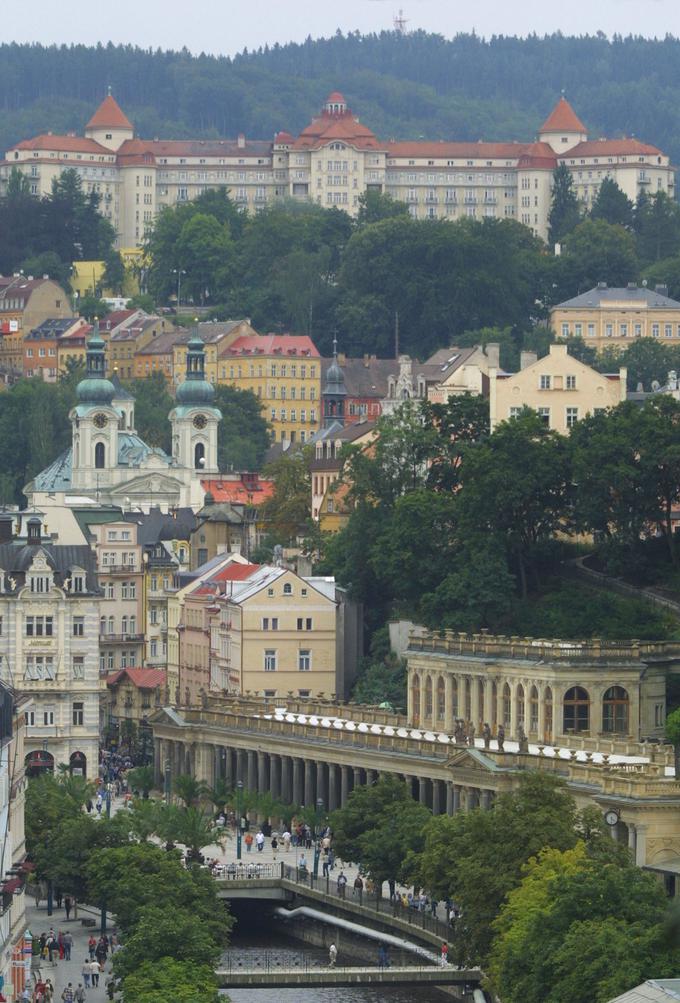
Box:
[221,932,452,1003]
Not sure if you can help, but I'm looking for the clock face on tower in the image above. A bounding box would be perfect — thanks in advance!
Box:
[93,413,107,429]
[193,414,207,429]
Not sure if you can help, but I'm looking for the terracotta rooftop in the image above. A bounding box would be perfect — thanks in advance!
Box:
[106,667,166,689]
[221,334,320,358]
[201,477,274,505]
[385,140,556,164]
[86,94,133,132]
[560,138,663,158]
[12,135,112,154]
[540,97,587,135]
[293,111,381,151]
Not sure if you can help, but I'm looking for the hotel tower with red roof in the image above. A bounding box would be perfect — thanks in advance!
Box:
[1,91,672,246]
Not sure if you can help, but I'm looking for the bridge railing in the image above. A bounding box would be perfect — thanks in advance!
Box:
[279,863,454,941]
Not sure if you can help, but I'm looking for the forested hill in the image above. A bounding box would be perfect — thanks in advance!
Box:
[3,33,680,161]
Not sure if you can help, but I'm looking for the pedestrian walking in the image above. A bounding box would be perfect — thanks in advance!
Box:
[88,935,96,960]
[60,982,74,1002]
[271,835,278,859]
[282,829,291,851]
[74,985,85,1003]
[81,959,91,988]
[89,958,100,987]
[244,832,253,853]
[353,874,363,900]
[64,895,72,920]
[337,870,347,898]
[63,931,73,960]
[440,941,449,966]
[328,942,337,968]
[255,829,265,852]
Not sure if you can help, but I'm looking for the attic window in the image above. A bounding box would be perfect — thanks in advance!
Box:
[106,133,112,140]
[283,583,292,595]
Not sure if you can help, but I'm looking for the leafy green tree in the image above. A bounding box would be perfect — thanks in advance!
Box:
[126,799,164,842]
[641,256,680,301]
[590,178,634,229]
[121,958,220,1003]
[113,906,223,979]
[635,191,680,265]
[331,774,420,868]
[173,774,210,808]
[127,765,155,798]
[176,213,234,305]
[423,393,490,492]
[32,813,130,899]
[261,448,312,540]
[25,773,83,860]
[165,806,224,862]
[77,294,111,321]
[558,218,638,297]
[102,249,126,295]
[420,535,515,631]
[356,190,410,225]
[548,163,580,246]
[213,384,270,471]
[122,371,174,451]
[20,250,72,291]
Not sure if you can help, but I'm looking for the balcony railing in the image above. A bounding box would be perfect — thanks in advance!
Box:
[99,633,144,643]
[101,563,138,573]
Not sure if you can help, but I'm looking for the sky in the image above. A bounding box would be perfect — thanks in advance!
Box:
[5,0,678,56]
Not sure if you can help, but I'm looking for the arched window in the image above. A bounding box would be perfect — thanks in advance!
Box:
[283,583,292,595]
[194,442,206,470]
[544,686,553,741]
[425,676,433,719]
[411,674,420,725]
[563,686,590,734]
[436,676,445,722]
[603,686,629,734]
[503,683,511,726]
[451,678,458,720]
[516,684,525,730]
[94,442,105,469]
[530,685,539,733]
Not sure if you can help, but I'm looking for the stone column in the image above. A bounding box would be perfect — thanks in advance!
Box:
[445,674,454,731]
[418,777,428,806]
[353,767,362,791]
[537,686,546,743]
[480,789,492,810]
[292,758,303,806]
[257,751,267,793]
[431,780,441,815]
[635,824,647,866]
[627,822,637,854]
[328,765,338,811]
[509,682,518,738]
[236,749,246,786]
[452,785,461,812]
[247,750,257,791]
[270,755,281,801]
[316,763,328,807]
[483,679,493,728]
[154,739,162,786]
[446,782,454,814]
[304,760,314,807]
[280,757,291,803]
[340,766,350,806]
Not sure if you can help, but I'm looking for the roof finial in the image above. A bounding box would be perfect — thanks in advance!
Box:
[107,84,112,97]
[332,334,338,361]
[561,87,566,98]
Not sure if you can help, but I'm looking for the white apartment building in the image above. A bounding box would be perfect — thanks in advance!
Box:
[0,513,100,779]
[1,93,673,245]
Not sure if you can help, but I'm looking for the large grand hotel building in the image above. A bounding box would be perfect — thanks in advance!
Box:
[1,90,673,247]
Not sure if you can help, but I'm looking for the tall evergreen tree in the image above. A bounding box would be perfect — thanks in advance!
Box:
[548,164,580,247]
[590,178,633,229]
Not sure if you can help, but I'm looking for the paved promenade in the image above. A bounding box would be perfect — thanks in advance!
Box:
[24,900,113,1001]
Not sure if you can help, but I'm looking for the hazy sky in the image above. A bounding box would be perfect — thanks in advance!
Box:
[6,0,678,56]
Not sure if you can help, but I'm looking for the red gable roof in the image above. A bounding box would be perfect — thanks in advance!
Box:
[106,667,166,689]
[293,109,381,151]
[201,477,274,505]
[220,333,320,358]
[13,135,111,154]
[540,97,587,135]
[386,140,556,165]
[193,561,260,595]
[86,95,133,131]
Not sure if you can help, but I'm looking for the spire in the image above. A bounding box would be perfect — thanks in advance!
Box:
[76,319,115,405]
[85,94,133,132]
[323,340,346,429]
[175,325,216,406]
[539,96,587,136]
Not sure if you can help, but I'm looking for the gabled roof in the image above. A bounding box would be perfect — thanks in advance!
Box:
[293,109,382,152]
[221,334,320,358]
[106,667,166,690]
[606,980,680,1003]
[560,138,663,158]
[540,96,587,135]
[193,561,260,595]
[201,477,274,505]
[86,95,133,132]
[11,135,111,155]
[556,285,680,310]
[322,357,398,399]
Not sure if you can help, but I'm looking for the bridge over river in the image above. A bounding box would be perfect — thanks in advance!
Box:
[216,963,481,989]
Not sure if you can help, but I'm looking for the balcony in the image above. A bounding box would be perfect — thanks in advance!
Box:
[101,563,139,574]
[464,197,478,205]
[99,633,144,643]
[483,196,497,204]
[425,197,439,205]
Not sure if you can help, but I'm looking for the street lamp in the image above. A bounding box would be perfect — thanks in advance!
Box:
[312,797,324,879]
[173,270,186,308]
[236,780,244,861]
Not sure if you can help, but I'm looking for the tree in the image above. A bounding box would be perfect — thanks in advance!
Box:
[113,905,223,979]
[558,218,638,297]
[356,190,410,225]
[103,249,126,295]
[121,958,220,1003]
[77,294,111,321]
[213,384,270,471]
[590,178,633,229]
[548,163,580,247]
[122,371,174,451]
[331,774,420,869]
[261,448,312,540]
[165,806,225,862]
[173,774,210,808]
[635,191,680,265]
[127,765,155,798]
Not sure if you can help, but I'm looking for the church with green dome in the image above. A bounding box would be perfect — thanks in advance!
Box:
[26,327,222,512]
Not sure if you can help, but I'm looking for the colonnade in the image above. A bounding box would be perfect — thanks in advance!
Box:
[153,736,497,817]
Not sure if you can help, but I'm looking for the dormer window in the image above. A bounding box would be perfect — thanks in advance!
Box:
[30,575,51,594]
[72,574,85,594]
[283,583,293,595]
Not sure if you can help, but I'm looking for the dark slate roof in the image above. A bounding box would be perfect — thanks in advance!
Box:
[25,318,80,341]
[124,507,196,546]
[0,543,99,594]
[556,286,680,309]
[321,357,398,399]
[110,372,135,401]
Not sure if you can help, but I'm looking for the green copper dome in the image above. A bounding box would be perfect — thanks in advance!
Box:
[175,332,216,405]
[76,323,115,405]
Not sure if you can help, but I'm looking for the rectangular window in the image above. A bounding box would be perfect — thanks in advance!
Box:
[665,324,673,338]
[574,323,582,338]
[72,701,84,726]
[298,649,311,672]
[566,375,576,390]
[620,323,628,338]
[605,323,614,338]
[43,709,54,726]
[635,323,642,337]
[652,323,660,338]
[539,375,551,390]
[72,656,85,680]
[587,323,595,337]
[264,649,277,672]
[509,407,522,419]
[566,407,579,428]
[537,407,550,426]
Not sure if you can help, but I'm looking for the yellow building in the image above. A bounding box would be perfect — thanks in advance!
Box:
[0,276,71,374]
[218,332,321,443]
[489,343,626,434]
[552,282,680,353]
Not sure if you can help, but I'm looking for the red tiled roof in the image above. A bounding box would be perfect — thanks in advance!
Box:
[101,310,137,330]
[86,95,133,131]
[201,478,274,505]
[61,324,92,341]
[293,111,381,151]
[275,131,295,144]
[193,562,260,595]
[327,91,346,103]
[560,138,663,158]
[117,137,273,160]
[12,135,111,154]
[540,97,587,135]
[386,140,555,161]
[221,334,320,358]
[106,667,166,689]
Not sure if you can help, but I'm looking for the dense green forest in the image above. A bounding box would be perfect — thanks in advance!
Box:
[2,32,680,160]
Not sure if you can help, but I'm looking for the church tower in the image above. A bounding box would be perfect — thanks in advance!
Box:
[84,91,134,152]
[70,324,120,490]
[169,334,221,473]
[322,338,347,429]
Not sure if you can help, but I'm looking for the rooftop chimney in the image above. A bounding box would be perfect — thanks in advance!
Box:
[0,514,13,545]
[520,351,538,370]
[597,281,608,290]
[627,281,637,290]
[237,133,246,149]
[655,284,669,297]
[485,342,500,368]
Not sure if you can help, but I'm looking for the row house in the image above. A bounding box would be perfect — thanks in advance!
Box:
[102,666,165,759]
[23,317,88,380]
[551,283,680,353]
[0,277,70,377]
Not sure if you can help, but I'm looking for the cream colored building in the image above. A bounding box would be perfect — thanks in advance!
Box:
[552,282,680,353]
[489,343,626,433]
[2,93,672,246]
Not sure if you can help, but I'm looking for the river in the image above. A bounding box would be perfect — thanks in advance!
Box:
[221,933,451,1003]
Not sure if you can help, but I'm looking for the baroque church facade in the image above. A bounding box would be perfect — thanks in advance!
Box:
[27,328,221,513]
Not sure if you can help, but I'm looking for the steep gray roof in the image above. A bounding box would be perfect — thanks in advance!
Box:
[607,981,680,1002]
[0,542,98,594]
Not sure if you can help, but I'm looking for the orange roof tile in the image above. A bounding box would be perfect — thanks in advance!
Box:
[220,334,320,358]
[106,667,166,689]
[201,478,274,505]
[86,94,133,131]
[13,135,111,154]
[540,97,587,135]
[560,138,663,158]
[386,140,556,162]
[293,110,381,151]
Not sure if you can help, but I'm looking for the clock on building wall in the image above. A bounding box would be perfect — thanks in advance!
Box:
[93,413,107,429]
[604,809,620,827]
[193,414,207,429]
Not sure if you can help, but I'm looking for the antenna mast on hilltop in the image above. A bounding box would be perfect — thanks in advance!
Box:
[394,8,409,33]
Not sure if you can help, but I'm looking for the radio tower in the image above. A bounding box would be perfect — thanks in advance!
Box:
[394,8,409,33]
